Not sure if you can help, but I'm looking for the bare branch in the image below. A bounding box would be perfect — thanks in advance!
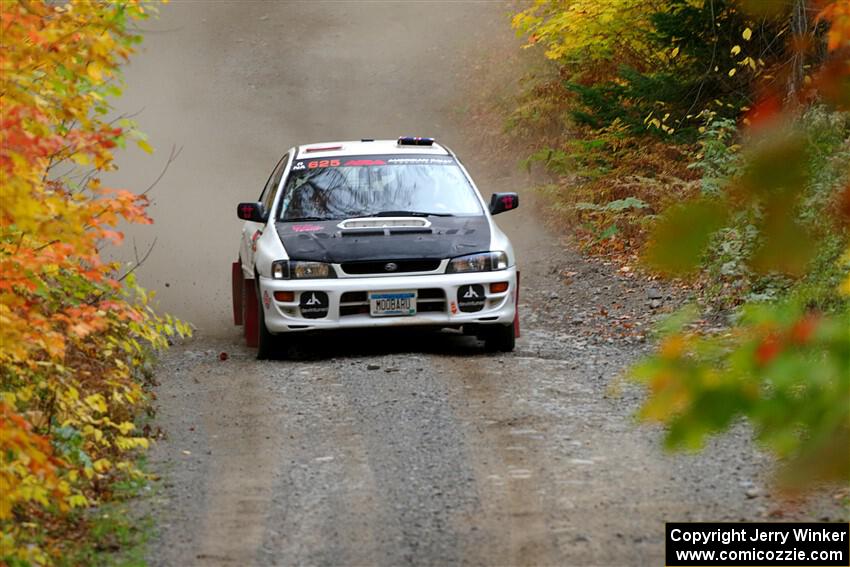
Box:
[142,144,182,196]
[117,236,157,283]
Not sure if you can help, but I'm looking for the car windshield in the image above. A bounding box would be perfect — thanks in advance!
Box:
[278,155,483,221]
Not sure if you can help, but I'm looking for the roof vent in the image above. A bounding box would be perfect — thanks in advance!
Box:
[397,136,434,146]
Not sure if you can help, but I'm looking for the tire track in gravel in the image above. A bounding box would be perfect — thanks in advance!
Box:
[432,353,561,567]
[255,361,385,566]
[252,343,507,567]
[192,360,280,564]
[150,348,281,565]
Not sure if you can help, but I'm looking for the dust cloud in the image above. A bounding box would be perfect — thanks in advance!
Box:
[106,2,527,334]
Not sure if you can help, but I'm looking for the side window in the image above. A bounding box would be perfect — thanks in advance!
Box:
[258,154,289,211]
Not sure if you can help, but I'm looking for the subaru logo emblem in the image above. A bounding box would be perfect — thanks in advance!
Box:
[384,262,398,272]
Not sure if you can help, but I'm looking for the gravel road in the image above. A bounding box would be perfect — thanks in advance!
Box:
[114,2,848,566]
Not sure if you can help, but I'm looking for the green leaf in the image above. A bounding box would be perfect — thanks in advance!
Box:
[644,198,729,274]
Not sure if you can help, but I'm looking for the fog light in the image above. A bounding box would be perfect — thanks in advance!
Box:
[299,291,330,319]
[490,282,509,294]
[274,291,294,302]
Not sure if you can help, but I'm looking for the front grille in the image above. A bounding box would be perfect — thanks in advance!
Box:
[418,288,444,300]
[339,288,446,317]
[340,291,368,303]
[417,301,445,313]
[340,259,441,275]
[340,304,370,317]
[340,290,368,317]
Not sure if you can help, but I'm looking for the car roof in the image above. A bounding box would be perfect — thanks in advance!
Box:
[294,139,451,159]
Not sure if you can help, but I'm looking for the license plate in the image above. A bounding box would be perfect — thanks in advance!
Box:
[369,291,417,317]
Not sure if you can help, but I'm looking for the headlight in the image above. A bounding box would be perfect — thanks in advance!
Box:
[271,260,335,279]
[291,261,334,279]
[446,251,508,273]
[271,260,290,279]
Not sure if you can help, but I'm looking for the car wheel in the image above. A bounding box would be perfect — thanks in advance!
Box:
[243,276,259,348]
[255,281,277,360]
[484,323,515,352]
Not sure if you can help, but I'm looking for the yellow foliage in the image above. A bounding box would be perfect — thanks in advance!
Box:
[512,0,685,72]
[1,0,190,561]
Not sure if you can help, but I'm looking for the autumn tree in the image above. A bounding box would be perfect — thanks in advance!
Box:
[1,1,187,562]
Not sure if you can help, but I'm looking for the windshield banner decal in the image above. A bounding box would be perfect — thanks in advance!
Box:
[291,155,456,170]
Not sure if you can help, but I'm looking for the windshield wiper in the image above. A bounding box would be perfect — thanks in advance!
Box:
[368,210,454,217]
[280,216,337,222]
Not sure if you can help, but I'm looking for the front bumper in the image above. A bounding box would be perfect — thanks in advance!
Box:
[258,267,517,333]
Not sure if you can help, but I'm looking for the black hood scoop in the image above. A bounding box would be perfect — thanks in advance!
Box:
[275,216,490,263]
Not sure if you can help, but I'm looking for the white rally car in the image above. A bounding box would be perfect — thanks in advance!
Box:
[232,137,520,359]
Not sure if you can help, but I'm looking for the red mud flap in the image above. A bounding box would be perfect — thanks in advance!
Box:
[232,261,243,325]
[243,278,259,348]
[514,270,521,338]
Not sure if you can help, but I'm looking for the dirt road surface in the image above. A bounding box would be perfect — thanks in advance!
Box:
[113,2,847,566]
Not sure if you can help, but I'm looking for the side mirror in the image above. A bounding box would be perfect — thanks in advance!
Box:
[489,192,519,215]
[236,202,267,222]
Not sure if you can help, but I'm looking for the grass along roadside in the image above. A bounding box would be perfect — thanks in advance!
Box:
[57,458,155,567]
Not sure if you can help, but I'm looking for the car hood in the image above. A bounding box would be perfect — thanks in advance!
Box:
[275,216,490,263]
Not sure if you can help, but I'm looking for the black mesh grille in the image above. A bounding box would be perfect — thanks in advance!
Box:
[417,302,445,313]
[340,291,368,303]
[340,305,370,317]
[418,288,444,300]
[340,259,441,275]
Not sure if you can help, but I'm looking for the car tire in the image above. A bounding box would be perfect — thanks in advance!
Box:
[255,281,277,360]
[484,323,515,352]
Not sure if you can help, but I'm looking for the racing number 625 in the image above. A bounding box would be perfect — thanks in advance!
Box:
[308,159,341,169]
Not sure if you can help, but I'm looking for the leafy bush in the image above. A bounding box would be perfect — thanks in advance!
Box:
[633,298,849,486]
[1,1,189,563]
[516,117,699,253]
[510,0,850,487]
[690,107,850,310]
[638,104,849,486]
